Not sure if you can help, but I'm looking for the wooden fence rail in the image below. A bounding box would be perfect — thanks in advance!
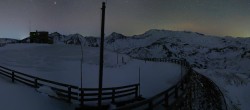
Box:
[116,57,227,110]
[0,65,139,106]
[78,84,139,104]
[0,57,227,109]
[116,68,191,110]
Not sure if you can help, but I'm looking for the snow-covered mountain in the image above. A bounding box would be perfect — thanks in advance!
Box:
[105,32,127,44]
[48,32,66,44]
[104,29,249,69]
[48,32,100,47]
[19,32,100,47]
[17,29,250,70]
[64,33,99,47]
[0,38,19,44]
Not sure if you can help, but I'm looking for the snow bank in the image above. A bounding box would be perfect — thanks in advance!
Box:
[37,86,57,97]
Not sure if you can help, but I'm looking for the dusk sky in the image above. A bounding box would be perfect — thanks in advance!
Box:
[0,0,250,39]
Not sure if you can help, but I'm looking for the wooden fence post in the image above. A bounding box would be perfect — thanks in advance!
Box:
[112,88,115,103]
[148,100,153,110]
[135,85,138,98]
[175,87,179,98]
[164,93,169,108]
[11,71,14,82]
[80,88,84,106]
[68,86,72,102]
[35,78,38,88]
[189,86,192,109]
[181,80,184,90]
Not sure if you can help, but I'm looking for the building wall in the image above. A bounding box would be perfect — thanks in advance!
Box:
[30,31,49,43]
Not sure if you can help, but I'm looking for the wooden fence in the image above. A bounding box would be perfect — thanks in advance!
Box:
[0,65,139,105]
[116,58,227,110]
[79,84,139,104]
[116,71,191,110]
[0,43,6,47]
[0,57,227,109]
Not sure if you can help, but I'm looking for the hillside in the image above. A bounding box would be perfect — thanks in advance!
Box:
[104,29,250,109]
[0,38,19,46]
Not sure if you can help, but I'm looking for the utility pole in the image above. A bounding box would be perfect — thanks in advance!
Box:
[117,52,118,64]
[139,66,141,96]
[98,2,106,108]
[80,37,84,106]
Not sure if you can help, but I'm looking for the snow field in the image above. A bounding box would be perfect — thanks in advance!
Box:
[0,44,181,109]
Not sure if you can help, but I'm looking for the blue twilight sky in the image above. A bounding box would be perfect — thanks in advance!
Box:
[0,0,250,39]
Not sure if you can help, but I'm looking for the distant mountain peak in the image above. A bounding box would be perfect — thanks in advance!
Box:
[69,33,83,36]
[145,29,163,33]
[108,32,125,38]
[50,32,61,35]
[0,38,19,44]
[106,32,127,44]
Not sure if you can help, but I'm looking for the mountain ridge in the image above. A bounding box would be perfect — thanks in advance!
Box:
[1,29,249,43]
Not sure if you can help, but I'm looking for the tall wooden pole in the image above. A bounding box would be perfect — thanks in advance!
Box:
[80,37,84,106]
[139,66,141,96]
[98,2,106,108]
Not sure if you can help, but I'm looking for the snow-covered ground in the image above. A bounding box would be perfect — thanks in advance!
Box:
[0,76,75,110]
[0,44,181,109]
[1,29,249,109]
[197,68,250,110]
